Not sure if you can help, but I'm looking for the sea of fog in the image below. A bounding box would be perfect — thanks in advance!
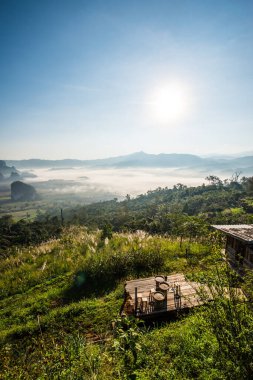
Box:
[23,166,209,199]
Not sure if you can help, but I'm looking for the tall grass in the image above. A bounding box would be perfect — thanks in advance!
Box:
[200,266,253,379]
[2,226,246,379]
[66,230,212,299]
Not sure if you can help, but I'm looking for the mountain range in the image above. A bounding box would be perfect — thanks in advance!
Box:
[5,152,253,175]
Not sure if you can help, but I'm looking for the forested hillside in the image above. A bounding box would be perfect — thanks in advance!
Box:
[1,175,253,252]
[62,175,253,233]
[1,176,253,379]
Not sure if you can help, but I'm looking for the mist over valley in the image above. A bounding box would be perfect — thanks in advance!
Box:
[2,152,253,203]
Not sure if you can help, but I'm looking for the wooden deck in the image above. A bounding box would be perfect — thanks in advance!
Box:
[122,273,245,319]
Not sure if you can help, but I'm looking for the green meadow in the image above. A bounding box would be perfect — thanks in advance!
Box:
[0,225,252,379]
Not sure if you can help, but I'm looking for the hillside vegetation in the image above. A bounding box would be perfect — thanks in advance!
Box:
[1,177,253,379]
[60,175,253,233]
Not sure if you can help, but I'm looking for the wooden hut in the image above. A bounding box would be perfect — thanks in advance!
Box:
[212,224,253,270]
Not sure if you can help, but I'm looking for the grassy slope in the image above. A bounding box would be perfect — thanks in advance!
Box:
[0,227,252,379]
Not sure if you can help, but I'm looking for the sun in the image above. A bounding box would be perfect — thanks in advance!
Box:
[149,82,190,124]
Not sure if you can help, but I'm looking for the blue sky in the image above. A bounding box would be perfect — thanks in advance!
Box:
[1,0,253,159]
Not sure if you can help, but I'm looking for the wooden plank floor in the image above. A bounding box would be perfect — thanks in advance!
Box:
[122,273,245,318]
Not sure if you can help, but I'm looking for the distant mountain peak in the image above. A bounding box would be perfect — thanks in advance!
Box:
[4,152,253,174]
[128,151,148,157]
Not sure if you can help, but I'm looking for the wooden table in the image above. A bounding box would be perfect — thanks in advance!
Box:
[159,282,169,291]
[153,291,166,311]
[155,276,165,290]
[153,291,165,301]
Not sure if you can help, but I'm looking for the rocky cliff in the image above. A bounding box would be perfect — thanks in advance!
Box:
[11,181,39,202]
[0,160,20,181]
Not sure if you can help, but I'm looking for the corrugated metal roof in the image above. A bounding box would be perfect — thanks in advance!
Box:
[212,224,253,243]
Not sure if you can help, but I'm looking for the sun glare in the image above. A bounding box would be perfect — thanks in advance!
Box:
[149,82,190,124]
